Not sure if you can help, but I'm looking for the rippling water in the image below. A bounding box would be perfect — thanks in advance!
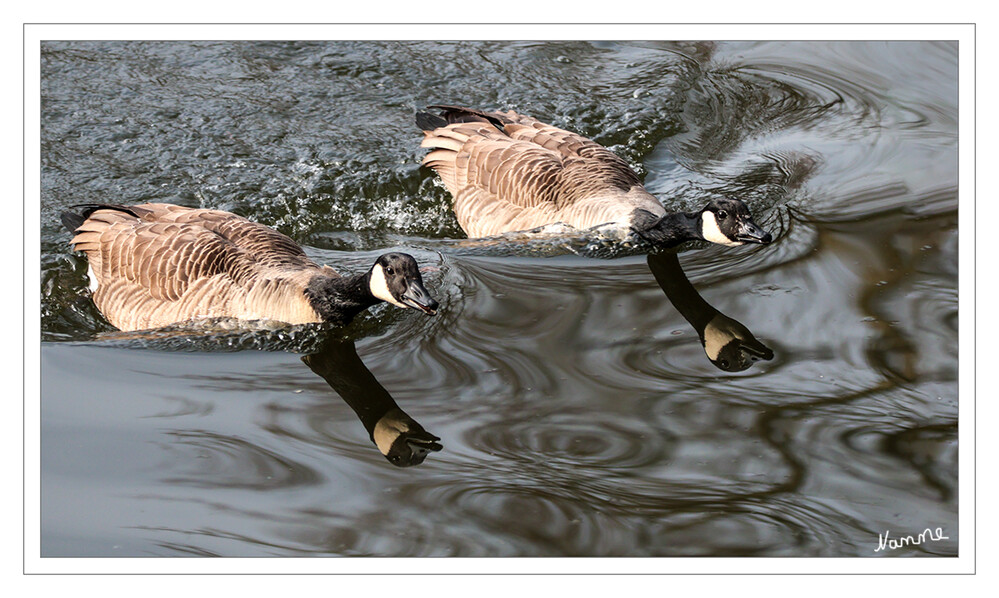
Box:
[39,40,958,558]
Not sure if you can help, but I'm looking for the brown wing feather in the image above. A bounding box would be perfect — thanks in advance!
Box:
[69,204,325,330]
[129,203,314,270]
[419,107,657,236]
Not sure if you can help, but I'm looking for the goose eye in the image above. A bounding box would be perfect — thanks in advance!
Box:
[717,210,728,220]
[385,267,395,276]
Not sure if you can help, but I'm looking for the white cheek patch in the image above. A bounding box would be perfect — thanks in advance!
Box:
[701,212,742,246]
[87,264,99,292]
[368,264,408,308]
[373,416,410,456]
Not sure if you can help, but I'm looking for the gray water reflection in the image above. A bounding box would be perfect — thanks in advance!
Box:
[301,338,442,467]
[648,251,774,371]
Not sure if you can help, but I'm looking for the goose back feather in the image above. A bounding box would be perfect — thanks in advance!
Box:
[66,203,338,330]
[418,105,666,238]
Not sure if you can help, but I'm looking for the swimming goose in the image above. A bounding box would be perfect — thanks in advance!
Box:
[61,203,439,332]
[417,105,772,247]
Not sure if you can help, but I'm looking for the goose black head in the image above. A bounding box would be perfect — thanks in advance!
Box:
[369,253,439,315]
[698,198,772,246]
[373,408,443,467]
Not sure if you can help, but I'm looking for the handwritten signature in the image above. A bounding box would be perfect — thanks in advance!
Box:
[875,528,949,553]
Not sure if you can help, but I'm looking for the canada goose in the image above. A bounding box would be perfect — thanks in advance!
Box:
[303,337,442,467]
[61,203,439,332]
[417,105,772,247]
[647,252,773,371]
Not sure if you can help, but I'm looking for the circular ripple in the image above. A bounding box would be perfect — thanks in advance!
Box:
[158,430,321,490]
[465,410,677,470]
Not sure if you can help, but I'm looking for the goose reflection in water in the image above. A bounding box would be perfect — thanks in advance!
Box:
[647,251,774,371]
[303,336,442,467]
[97,325,445,468]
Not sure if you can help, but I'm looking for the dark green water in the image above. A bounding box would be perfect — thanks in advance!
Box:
[39,40,958,557]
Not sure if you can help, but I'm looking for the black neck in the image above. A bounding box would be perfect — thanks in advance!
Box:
[633,209,703,248]
[654,212,704,248]
[305,270,380,326]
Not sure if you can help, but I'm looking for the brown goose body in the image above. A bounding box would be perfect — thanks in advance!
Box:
[64,203,334,331]
[63,203,440,332]
[417,105,668,239]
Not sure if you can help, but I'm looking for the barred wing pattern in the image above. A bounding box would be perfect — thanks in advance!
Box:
[419,107,664,238]
[68,204,327,330]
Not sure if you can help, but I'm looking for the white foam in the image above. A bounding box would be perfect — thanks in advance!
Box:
[87,264,99,292]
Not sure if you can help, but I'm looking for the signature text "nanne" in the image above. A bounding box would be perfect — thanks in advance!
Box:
[875,528,949,553]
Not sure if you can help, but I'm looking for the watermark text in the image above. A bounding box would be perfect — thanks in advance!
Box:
[875,528,949,553]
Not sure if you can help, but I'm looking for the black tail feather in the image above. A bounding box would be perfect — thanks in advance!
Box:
[59,211,87,234]
[417,105,508,131]
[415,110,449,132]
[60,203,140,233]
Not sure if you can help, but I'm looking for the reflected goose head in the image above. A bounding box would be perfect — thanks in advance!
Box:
[373,408,443,467]
[369,253,439,315]
[702,313,775,371]
[699,198,772,246]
